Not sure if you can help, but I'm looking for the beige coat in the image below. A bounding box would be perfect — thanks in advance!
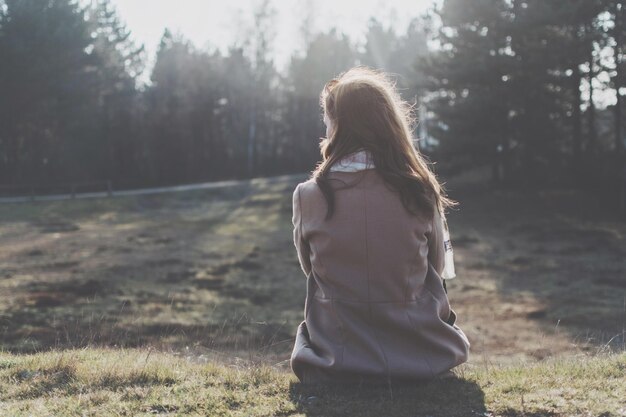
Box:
[290,170,470,384]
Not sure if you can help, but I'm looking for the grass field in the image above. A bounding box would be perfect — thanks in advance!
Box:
[0,166,624,415]
[0,349,624,416]
[0,175,312,364]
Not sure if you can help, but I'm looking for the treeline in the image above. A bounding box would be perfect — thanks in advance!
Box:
[0,0,429,190]
[0,0,624,201]
[421,0,626,191]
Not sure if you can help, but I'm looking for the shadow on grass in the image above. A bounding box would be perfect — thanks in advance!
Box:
[288,377,486,417]
[446,173,626,354]
[0,175,306,354]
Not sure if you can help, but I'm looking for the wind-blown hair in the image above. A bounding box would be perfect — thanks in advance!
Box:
[313,66,456,220]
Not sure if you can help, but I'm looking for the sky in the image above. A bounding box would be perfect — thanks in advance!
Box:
[110,0,435,79]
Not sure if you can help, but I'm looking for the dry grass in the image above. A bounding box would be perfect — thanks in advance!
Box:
[0,176,307,361]
[0,348,623,416]
[0,168,624,364]
[0,167,625,415]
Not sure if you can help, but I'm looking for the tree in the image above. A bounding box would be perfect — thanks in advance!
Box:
[86,0,145,184]
[420,0,516,182]
[285,29,358,170]
[420,0,615,187]
[0,0,144,188]
[360,19,399,71]
[241,0,280,176]
[610,0,626,153]
[362,17,430,101]
[0,0,95,185]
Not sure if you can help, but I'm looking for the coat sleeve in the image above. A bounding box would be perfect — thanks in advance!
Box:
[292,184,312,277]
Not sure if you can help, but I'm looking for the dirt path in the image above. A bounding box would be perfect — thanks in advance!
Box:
[0,167,623,367]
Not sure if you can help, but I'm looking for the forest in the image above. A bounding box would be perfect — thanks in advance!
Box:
[0,0,625,209]
[0,2,625,414]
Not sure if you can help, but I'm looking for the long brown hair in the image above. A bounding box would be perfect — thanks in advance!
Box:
[313,66,456,220]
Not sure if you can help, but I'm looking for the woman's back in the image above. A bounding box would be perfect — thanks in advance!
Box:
[290,169,470,383]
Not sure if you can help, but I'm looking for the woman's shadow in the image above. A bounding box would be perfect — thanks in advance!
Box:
[288,376,486,417]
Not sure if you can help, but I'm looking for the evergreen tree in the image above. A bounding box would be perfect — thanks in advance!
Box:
[361,18,430,100]
[0,0,95,185]
[147,30,199,183]
[419,0,516,182]
[241,0,280,176]
[420,0,613,186]
[86,0,145,184]
[146,30,232,184]
[219,46,256,177]
[285,29,357,170]
[610,0,626,152]
[360,19,399,71]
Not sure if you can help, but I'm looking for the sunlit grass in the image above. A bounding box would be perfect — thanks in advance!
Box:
[0,349,623,416]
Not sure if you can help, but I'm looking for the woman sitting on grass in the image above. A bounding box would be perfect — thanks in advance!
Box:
[290,66,470,384]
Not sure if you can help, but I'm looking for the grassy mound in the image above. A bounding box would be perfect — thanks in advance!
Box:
[0,349,623,416]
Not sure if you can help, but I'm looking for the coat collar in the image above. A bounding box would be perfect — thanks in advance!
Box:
[329,149,376,172]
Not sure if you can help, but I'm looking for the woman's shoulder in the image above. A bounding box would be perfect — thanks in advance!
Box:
[295,177,316,190]
[292,179,327,219]
[294,178,322,201]
[295,171,385,198]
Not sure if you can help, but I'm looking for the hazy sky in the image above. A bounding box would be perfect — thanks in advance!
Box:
[110,0,435,77]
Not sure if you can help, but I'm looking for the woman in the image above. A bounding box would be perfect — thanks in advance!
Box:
[290,67,470,384]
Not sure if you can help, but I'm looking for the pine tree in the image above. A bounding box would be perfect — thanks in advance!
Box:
[285,29,357,170]
[419,0,516,182]
[86,0,145,184]
[610,0,626,153]
[0,0,95,185]
[420,0,611,186]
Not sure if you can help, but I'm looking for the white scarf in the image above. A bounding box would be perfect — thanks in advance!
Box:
[329,149,375,172]
[329,149,456,279]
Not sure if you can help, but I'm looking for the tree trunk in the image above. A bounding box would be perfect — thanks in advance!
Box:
[586,25,597,156]
[572,65,583,173]
[614,1,624,154]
